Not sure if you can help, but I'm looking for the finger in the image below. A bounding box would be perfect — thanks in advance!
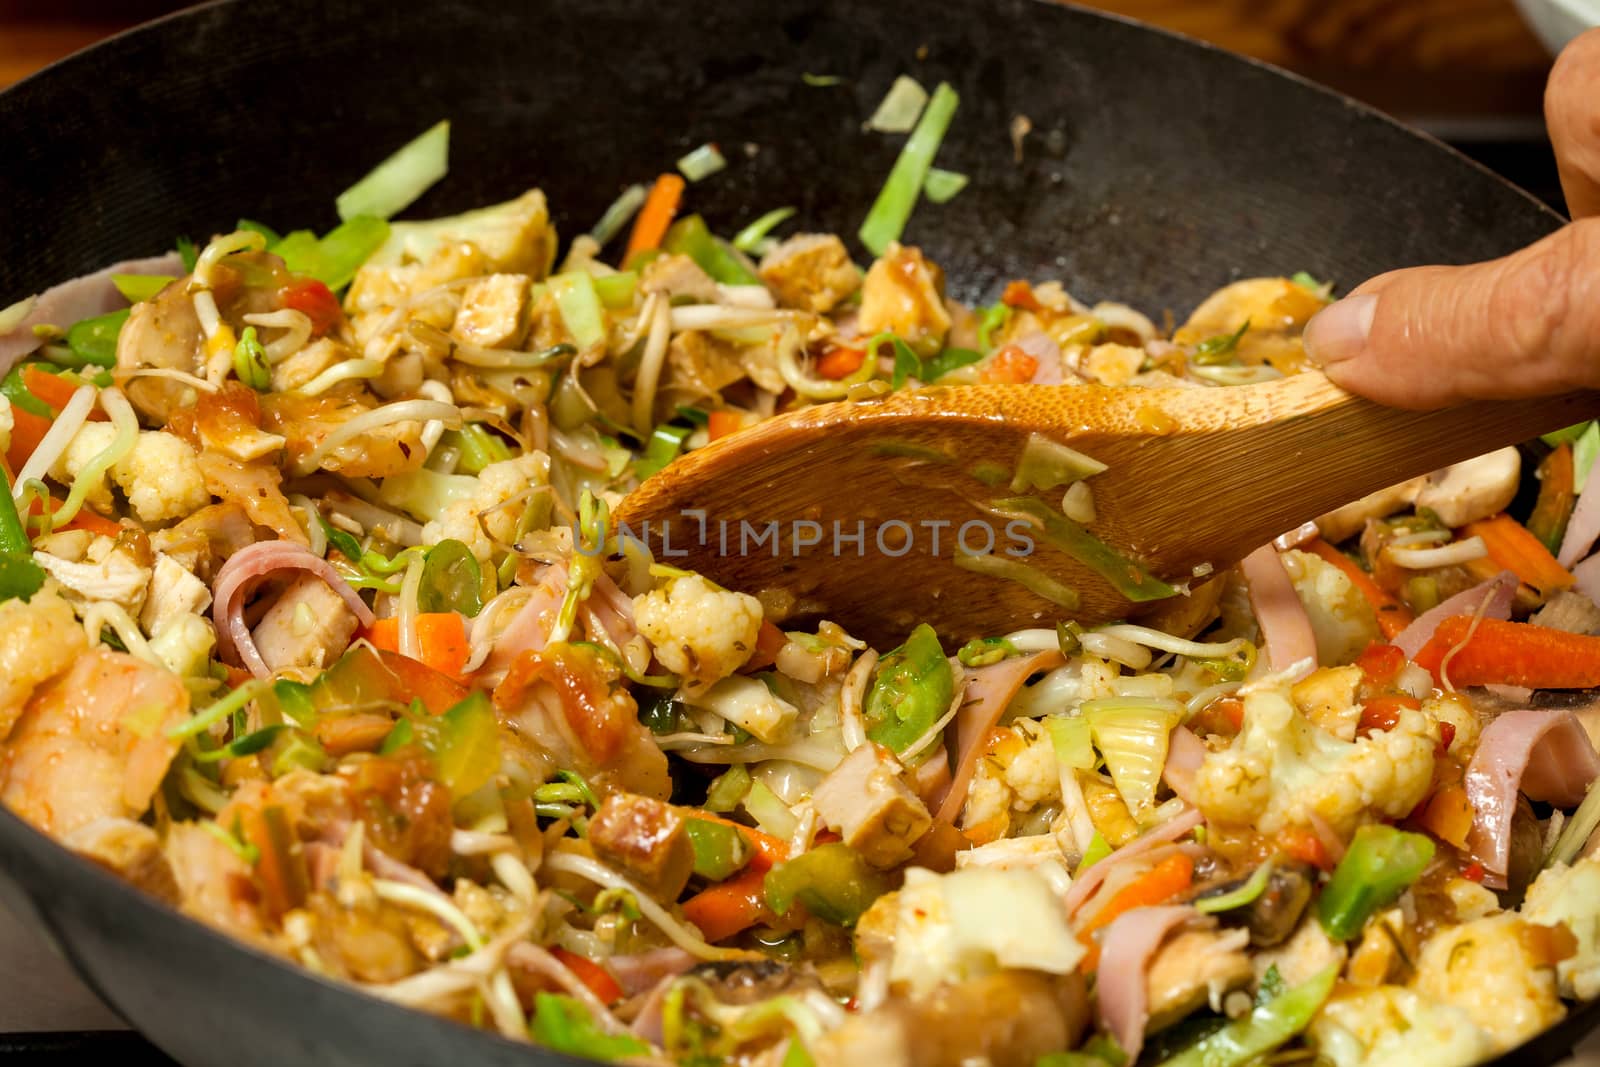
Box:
[1547,27,1600,219]
[1303,217,1600,408]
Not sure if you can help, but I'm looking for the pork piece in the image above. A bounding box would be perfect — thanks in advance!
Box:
[251,573,360,672]
[587,792,693,900]
[810,743,932,868]
[641,254,719,304]
[758,234,861,313]
[811,970,1089,1067]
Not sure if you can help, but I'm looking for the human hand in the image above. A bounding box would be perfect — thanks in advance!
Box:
[1303,28,1600,409]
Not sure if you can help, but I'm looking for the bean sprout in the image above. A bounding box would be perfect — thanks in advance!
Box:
[292,359,384,397]
[242,308,313,363]
[13,384,95,502]
[1387,536,1487,570]
[631,293,672,437]
[293,399,462,475]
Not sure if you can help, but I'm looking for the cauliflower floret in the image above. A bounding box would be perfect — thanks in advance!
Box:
[1082,343,1145,387]
[1412,913,1567,1051]
[114,431,209,524]
[1281,549,1380,666]
[1192,683,1438,836]
[0,586,88,739]
[1310,986,1496,1067]
[1522,856,1600,1000]
[1291,666,1363,741]
[419,452,551,564]
[1003,729,1061,809]
[50,426,208,523]
[632,573,762,688]
[869,867,1085,997]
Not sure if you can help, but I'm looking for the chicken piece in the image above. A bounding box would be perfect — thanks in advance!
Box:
[811,970,1089,1067]
[251,573,360,672]
[1083,342,1146,387]
[141,553,213,637]
[113,275,205,420]
[1414,447,1520,529]
[1,649,188,837]
[759,234,862,313]
[1531,589,1600,635]
[857,243,951,357]
[451,273,531,349]
[587,792,693,900]
[1146,926,1253,1031]
[1175,276,1326,374]
[811,743,932,868]
[641,254,719,304]
[196,452,307,545]
[1412,913,1567,1051]
[33,540,150,614]
[270,336,347,392]
[149,502,258,575]
[64,817,180,903]
[0,587,88,741]
[1315,477,1427,545]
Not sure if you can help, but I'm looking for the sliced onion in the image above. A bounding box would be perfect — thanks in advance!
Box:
[1465,708,1600,889]
[212,540,376,677]
[1392,570,1517,659]
[1095,905,1197,1063]
[1241,544,1317,674]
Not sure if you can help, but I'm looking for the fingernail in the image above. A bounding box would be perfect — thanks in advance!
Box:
[1304,293,1378,366]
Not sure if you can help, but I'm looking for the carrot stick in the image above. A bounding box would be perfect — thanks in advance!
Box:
[1078,851,1194,970]
[980,344,1038,384]
[25,495,121,537]
[21,366,106,419]
[681,864,774,942]
[1413,616,1600,689]
[365,613,470,681]
[1527,444,1576,554]
[1304,538,1414,639]
[550,947,624,1005]
[706,410,743,442]
[624,173,686,263]
[5,406,51,472]
[815,345,866,381]
[1461,512,1574,597]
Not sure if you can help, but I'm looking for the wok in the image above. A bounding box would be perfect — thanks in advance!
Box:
[0,0,1584,1064]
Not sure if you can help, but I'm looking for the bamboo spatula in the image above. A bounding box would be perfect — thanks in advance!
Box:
[614,373,1598,649]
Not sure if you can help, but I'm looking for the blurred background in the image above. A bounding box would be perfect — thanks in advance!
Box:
[0,0,1584,209]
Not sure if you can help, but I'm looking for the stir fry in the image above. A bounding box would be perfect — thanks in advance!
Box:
[3,112,1600,1067]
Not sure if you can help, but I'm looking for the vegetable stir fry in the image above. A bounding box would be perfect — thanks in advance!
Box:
[3,110,1600,1067]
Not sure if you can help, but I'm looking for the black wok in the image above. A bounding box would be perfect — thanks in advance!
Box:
[0,0,1584,1064]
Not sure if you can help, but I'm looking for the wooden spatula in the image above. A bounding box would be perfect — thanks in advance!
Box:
[614,373,1598,649]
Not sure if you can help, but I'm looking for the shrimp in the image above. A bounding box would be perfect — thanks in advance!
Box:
[0,648,189,836]
[0,587,87,741]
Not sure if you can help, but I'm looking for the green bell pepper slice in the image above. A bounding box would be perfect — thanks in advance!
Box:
[864,623,954,752]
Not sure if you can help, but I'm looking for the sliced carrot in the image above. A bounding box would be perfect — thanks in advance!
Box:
[707,409,744,442]
[21,366,107,419]
[6,406,51,472]
[365,613,471,682]
[1357,693,1421,736]
[1354,642,1407,688]
[1191,695,1245,736]
[1078,852,1194,970]
[681,864,773,943]
[238,804,308,921]
[742,619,787,672]
[374,649,470,715]
[1000,279,1042,312]
[979,344,1038,384]
[550,946,624,1005]
[1279,827,1333,873]
[25,495,122,537]
[1461,512,1573,598]
[1304,538,1414,640]
[1413,783,1474,849]
[1413,615,1600,689]
[624,173,686,263]
[815,344,866,381]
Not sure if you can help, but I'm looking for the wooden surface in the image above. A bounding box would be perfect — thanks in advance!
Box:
[0,0,1559,120]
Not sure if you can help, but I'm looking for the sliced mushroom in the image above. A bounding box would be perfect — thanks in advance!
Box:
[1315,476,1426,545]
[1414,447,1521,529]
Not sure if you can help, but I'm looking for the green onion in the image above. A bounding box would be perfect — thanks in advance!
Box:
[920,346,982,381]
[1543,421,1592,448]
[111,274,174,304]
[1154,965,1337,1067]
[954,552,1082,610]
[1077,831,1112,872]
[235,218,282,244]
[589,184,648,246]
[1317,825,1434,941]
[62,309,130,369]
[1195,859,1277,915]
[1,365,50,417]
[176,236,199,272]
[199,820,260,865]
[676,143,727,183]
[1010,432,1107,493]
[764,843,889,926]
[686,819,753,882]
[1578,421,1600,484]
[335,119,450,222]
[1549,773,1600,868]
[1192,319,1251,365]
[879,333,923,388]
[662,215,762,286]
[731,206,797,254]
[169,680,269,740]
[859,81,959,255]
[270,216,391,291]
[418,538,483,616]
[989,497,1176,603]
[232,326,270,390]
[548,272,607,350]
[635,423,692,480]
[531,993,649,1060]
[591,271,639,310]
[801,72,843,87]
[191,724,288,763]
[956,635,1017,667]
[863,623,956,753]
[0,468,43,603]
[1290,271,1334,299]
[704,764,752,813]
[866,75,928,133]
[922,167,968,204]
[675,405,710,427]
[976,302,1011,350]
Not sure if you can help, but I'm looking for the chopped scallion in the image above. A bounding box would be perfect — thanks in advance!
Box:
[335,119,450,222]
[954,552,1081,610]
[866,75,928,133]
[589,184,648,246]
[859,82,959,255]
[548,272,607,350]
[801,72,843,87]
[677,143,727,183]
[110,274,175,304]
[731,206,797,254]
[922,167,968,204]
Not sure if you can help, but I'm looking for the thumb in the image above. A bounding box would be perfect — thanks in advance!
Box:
[1303,217,1600,409]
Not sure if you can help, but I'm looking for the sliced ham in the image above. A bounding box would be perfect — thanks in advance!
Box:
[933,648,1064,823]
[1392,570,1517,659]
[0,253,182,373]
[1560,456,1600,567]
[1465,708,1600,889]
[604,947,697,998]
[1574,553,1600,606]
[1062,807,1204,916]
[1241,545,1316,674]
[1161,725,1207,807]
[487,561,568,671]
[212,540,375,678]
[1094,905,1197,1063]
